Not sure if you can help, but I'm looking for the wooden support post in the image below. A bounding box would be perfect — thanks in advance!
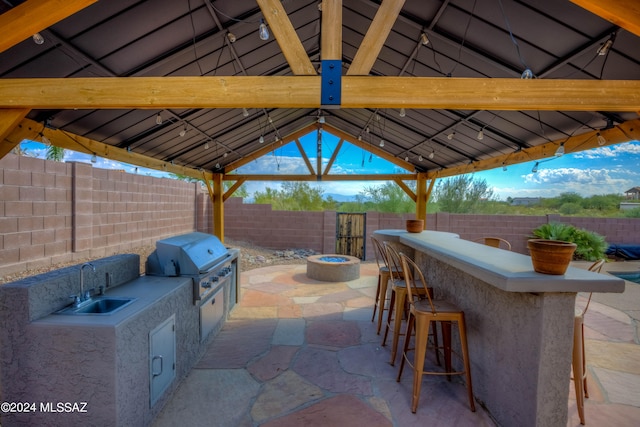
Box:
[212,173,224,242]
[416,173,427,229]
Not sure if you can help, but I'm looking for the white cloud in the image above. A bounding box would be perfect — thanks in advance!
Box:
[573,141,640,159]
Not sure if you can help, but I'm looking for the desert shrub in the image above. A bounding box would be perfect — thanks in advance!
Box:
[531,222,608,261]
[559,202,582,215]
[623,207,640,218]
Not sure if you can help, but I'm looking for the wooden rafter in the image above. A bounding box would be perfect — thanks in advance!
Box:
[0,109,30,158]
[321,0,342,60]
[1,77,639,111]
[0,0,98,53]
[4,118,214,181]
[570,0,640,37]
[323,137,344,175]
[427,119,640,180]
[394,178,417,202]
[294,138,315,175]
[257,0,316,75]
[347,0,406,76]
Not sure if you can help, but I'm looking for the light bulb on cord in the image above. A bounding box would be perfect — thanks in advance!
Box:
[429,151,435,159]
[215,163,220,169]
[32,33,45,45]
[418,155,423,162]
[420,33,429,46]
[259,19,269,41]
[41,134,51,145]
[503,164,507,171]
[554,143,565,157]
[242,108,249,117]
[597,132,606,146]
[259,136,265,144]
[179,126,187,137]
[227,32,236,43]
[477,129,484,140]
[399,108,406,118]
[379,139,385,147]
[91,153,97,163]
[447,132,455,140]
[155,113,162,125]
[404,156,409,162]
[204,142,209,150]
[521,68,533,79]
[223,152,228,158]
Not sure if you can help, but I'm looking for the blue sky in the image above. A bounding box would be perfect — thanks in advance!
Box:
[20,133,640,201]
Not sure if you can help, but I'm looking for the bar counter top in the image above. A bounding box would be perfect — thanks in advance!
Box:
[374,229,625,294]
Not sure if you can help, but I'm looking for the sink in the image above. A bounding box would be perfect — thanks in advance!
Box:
[55,297,136,315]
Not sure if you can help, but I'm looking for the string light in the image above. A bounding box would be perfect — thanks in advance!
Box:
[242,108,249,117]
[259,136,265,144]
[477,128,484,140]
[227,32,236,43]
[532,162,539,173]
[404,156,409,161]
[32,33,45,45]
[420,33,429,46]
[447,132,455,140]
[204,141,209,150]
[179,126,187,137]
[399,108,406,118]
[259,19,269,41]
[418,155,423,161]
[428,150,435,159]
[521,68,533,79]
[379,139,385,147]
[155,113,163,125]
[554,143,565,157]
[91,153,97,163]
[597,132,606,146]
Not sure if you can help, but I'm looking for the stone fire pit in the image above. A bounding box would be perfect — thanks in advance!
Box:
[306,254,360,282]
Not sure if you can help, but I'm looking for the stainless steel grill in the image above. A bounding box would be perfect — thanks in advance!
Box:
[146,232,239,341]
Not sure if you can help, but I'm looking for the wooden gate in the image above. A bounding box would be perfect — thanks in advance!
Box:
[336,213,366,259]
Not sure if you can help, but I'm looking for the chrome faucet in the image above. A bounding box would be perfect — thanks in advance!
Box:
[79,263,96,303]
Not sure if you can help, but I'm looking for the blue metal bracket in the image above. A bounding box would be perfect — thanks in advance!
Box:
[321,59,341,109]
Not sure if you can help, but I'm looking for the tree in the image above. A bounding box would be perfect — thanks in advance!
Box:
[361,181,415,213]
[46,146,65,162]
[253,182,327,211]
[433,175,494,213]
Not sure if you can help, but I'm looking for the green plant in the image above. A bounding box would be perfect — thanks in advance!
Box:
[531,222,608,261]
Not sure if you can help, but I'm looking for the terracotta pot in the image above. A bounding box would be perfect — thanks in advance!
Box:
[406,219,424,233]
[527,239,577,275]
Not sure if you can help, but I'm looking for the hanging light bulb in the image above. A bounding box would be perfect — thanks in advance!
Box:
[155,113,163,125]
[477,129,484,140]
[597,38,614,56]
[242,108,249,117]
[532,162,539,173]
[428,150,435,159]
[366,126,370,133]
[179,126,187,137]
[259,135,265,144]
[597,132,606,146]
[447,132,455,140]
[318,115,325,124]
[357,135,362,141]
[502,164,507,171]
[379,139,385,147]
[554,143,565,157]
[404,156,409,162]
[399,108,406,118]
[259,19,269,41]
[227,32,237,43]
[418,155,423,162]
[223,152,228,158]
[368,153,373,163]
[32,33,45,45]
[215,163,221,169]
[521,68,533,79]
[204,141,209,150]
[91,153,97,163]
[420,33,429,46]
[41,134,51,145]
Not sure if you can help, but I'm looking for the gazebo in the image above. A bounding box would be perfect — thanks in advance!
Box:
[0,0,639,244]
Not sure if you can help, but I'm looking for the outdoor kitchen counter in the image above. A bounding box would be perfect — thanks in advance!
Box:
[35,275,191,326]
[373,229,625,427]
[374,229,625,293]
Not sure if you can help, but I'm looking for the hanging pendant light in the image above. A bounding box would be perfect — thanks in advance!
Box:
[399,108,406,118]
[259,19,269,41]
[32,33,45,45]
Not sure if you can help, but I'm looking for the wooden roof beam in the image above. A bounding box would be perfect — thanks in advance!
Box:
[570,0,640,37]
[321,0,342,61]
[4,118,213,181]
[258,0,316,75]
[347,0,406,75]
[0,109,30,158]
[0,0,98,53]
[428,118,640,180]
[1,77,639,111]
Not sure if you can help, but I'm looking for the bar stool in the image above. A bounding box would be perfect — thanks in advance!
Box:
[473,237,512,250]
[381,242,438,367]
[573,259,605,425]
[397,253,475,414]
[370,236,395,334]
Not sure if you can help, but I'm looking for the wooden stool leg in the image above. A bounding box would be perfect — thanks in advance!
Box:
[458,314,475,412]
[573,316,586,425]
[389,286,407,366]
[376,272,390,334]
[441,321,452,381]
[411,316,430,413]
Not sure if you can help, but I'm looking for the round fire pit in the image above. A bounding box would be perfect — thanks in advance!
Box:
[306,254,360,282]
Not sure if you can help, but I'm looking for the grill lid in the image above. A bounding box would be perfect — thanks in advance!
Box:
[152,232,229,276]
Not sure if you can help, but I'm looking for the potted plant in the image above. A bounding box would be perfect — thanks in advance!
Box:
[528,223,577,275]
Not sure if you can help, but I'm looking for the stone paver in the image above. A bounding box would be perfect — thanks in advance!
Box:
[152,262,640,427]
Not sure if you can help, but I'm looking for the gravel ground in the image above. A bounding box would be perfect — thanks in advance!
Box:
[0,238,313,285]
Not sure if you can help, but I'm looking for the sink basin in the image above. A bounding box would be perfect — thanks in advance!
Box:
[56,297,136,315]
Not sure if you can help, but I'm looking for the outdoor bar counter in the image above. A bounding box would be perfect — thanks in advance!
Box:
[373,230,625,427]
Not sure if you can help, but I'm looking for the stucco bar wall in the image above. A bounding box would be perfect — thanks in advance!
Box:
[373,230,625,427]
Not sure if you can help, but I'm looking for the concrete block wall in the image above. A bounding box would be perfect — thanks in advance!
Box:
[0,155,197,277]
